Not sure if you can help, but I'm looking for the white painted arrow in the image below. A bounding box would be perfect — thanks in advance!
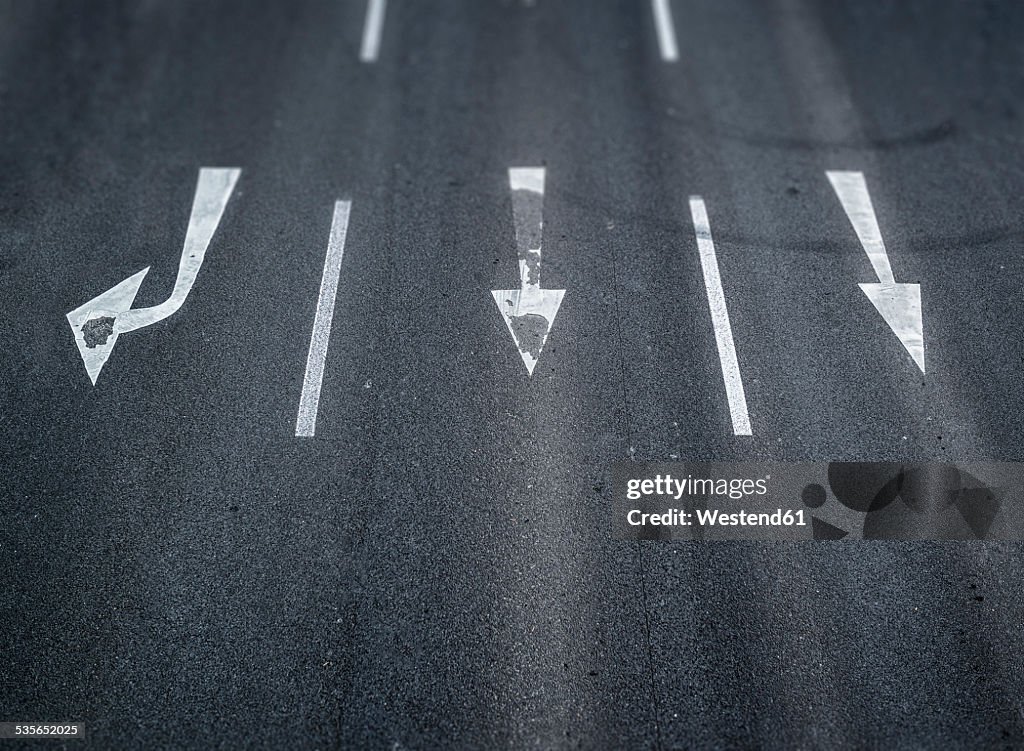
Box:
[827,170,925,374]
[491,167,566,376]
[66,167,241,385]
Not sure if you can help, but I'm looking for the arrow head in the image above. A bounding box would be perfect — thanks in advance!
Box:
[859,282,925,374]
[491,287,565,375]
[66,267,150,385]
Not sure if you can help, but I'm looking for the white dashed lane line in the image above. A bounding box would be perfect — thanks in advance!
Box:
[689,196,752,437]
[296,200,352,438]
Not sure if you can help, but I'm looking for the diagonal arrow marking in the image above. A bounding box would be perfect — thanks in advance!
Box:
[491,167,566,375]
[827,170,925,374]
[66,167,241,385]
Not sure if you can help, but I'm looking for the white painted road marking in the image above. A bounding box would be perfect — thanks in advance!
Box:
[827,170,925,373]
[359,0,387,63]
[826,170,893,283]
[491,167,566,376]
[652,0,679,62]
[689,197,752,436]
[296,201,352,438]
[67,167,241,385]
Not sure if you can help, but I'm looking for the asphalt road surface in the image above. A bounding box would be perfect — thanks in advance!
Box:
[3,1,1024,748]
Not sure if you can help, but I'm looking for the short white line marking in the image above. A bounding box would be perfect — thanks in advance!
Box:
[359,0,387,63]
[296,201,352,438]
[652,0,679,62]
[689,196,752,436]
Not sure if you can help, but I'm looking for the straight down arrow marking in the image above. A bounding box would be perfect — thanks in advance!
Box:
[491,167,565,376]
[66,167,241,385]
[827,170,925,374]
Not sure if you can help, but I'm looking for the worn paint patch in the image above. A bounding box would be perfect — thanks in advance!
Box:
[507,312,550,361]
[81,316,115,348]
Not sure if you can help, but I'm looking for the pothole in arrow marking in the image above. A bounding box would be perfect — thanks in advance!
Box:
[506,311,550,360]
[81,316,115,348]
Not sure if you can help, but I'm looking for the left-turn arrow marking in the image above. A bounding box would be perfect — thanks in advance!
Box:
[66,167,241,385]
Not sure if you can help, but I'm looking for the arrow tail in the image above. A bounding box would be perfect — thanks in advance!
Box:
[118,167,241,332]
[509,167,545,289]
[827,170,894,284]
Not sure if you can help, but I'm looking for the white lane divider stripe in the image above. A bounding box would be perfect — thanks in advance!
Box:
[296,201,352,438]
[652,0,679,62]
[359,0,387,63]
[689,196,752,436]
